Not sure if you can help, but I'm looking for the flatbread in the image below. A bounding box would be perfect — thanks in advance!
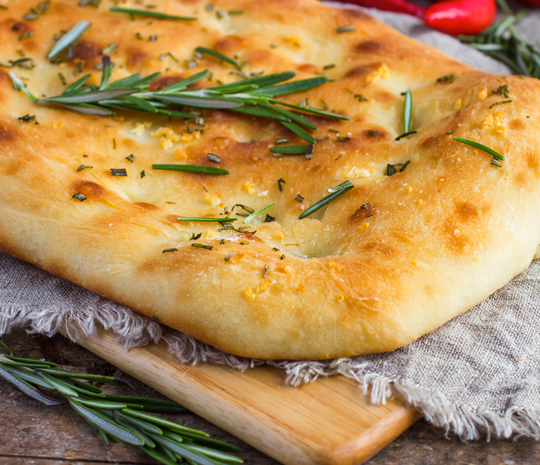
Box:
[1,0,540,360]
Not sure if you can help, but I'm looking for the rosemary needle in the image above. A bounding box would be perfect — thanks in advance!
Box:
[195,46,241,70]
[177,217,237,223]
[152,164,230,175]
[453,137,505,161]
[403,90,413,134]
[299,181,354,219]
[244,204,275,224]
[109,7,197,21]
[47,21,91,59]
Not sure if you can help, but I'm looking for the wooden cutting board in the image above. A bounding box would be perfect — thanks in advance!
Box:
[69,327,421,465]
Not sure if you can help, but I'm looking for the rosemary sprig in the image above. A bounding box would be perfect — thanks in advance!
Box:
[0,341,242,465]
[10,59,347,144]
[48,21,91,59]
[459,0,540,79]
[243,204,275,224]
[109,7,197,21]
[299,181,354,219]
[453,137,505,161]
[152,164,230,175]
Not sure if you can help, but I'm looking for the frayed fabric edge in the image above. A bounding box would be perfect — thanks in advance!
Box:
[276,360,540,442]
[2,303,540,441]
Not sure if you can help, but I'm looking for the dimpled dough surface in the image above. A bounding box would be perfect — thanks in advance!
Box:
[1,0,540,360]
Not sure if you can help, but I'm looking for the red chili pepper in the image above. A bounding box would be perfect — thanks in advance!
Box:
[337,0,496,36]
[424,0,497,36]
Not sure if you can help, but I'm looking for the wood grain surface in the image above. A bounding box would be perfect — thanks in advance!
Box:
[69,326,420,465]
[1,330,538,465]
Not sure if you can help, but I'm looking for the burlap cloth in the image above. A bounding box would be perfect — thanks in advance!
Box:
[3,4,540,440]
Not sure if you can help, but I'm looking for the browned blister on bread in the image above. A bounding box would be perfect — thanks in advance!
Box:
[1,0,540,359]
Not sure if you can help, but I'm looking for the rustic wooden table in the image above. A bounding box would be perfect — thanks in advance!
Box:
[0,329,536,465]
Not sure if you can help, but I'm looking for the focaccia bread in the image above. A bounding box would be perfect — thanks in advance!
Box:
[1,0,540,360]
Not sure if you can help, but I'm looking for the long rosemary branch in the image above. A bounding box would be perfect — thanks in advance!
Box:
[0,341,242,465]
[10,57,348,144]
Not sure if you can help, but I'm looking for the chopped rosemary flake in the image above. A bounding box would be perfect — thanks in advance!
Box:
[328,129,339,133]
[280,254,286,260]
[47,21,90,59]
[110,168,127,176]
[395,130,417,141]
[140,170,146,178]
[207,153,221,163]
[491,157,502,168]
[195,117,205,126]
[368,130,378,137]
[275,138,288,145]
[437,74,457,84]
[447,131,453,135]
[278,178,286,192]
[177,217,236,223]
[337,136,350,142]
[19,31,34,41]
[336,25,356,34]
[232,204,254,214]
[125,154,135,163]
[269,144,313,155]
[264,214,275,223]
[191,243,213,250]
[167,52,179,62]
[385,161,410,176]
[492,84,510,98]
[263,264,270,278]
[295,194,304,202]
[135,32,143,41]
[185,59,197,69]
[489,99,512,109]
[453,137,504,161]
[403,90,413,134]
[58,73,67,85]
[316,136,329,142]
[360,203,372,209]
[109,7,197,21]
[18,114,37,123]
[77,165,93,171]
[299,98,308,108]
[162,248,178,253]
[191,232,202,240]
[24,12,39,21]
[224,253,234,261]
[195,46,241,70]
[244,204,274,224]
[299,181,354,219]
[152,164,230,175]
[228,9,243,15]
[239,241,249,245]
[72,192,86,201]
[148,35,158,42]
[355,94,368,102]
[323,64,335,70]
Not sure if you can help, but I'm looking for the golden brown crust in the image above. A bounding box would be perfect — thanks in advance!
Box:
[1,0,540,359]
